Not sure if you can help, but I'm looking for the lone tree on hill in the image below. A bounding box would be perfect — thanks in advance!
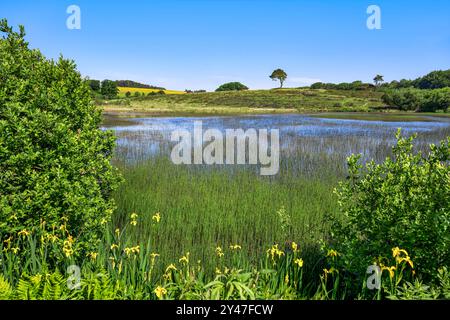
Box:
[270,69,288,88]
[373,74,384,87]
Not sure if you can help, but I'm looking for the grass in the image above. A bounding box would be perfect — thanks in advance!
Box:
[111,157,340,275]
[100,88,387,116]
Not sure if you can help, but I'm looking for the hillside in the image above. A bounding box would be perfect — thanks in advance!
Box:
[101,88,385,115]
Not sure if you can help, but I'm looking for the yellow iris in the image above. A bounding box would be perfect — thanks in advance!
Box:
[154,286,167,299]
[294,258,304,268]
[152,212,161,223]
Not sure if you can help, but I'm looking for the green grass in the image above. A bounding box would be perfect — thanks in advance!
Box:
[100,88,386,116]
[111,157,340,274]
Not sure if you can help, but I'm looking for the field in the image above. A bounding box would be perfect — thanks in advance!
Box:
[118,86,185,97]
[101,88,387,116]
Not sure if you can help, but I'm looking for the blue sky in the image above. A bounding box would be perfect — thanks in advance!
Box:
[1,0,449,91]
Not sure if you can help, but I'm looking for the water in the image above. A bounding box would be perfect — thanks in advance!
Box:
[105,114,450,176]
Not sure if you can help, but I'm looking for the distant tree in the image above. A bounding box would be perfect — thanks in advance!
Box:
[125,91,131,98]
[134,92,141,97]
[215,82,249,92]
[414,70,450,89]
[158,90,166,95]
[270,69,288,88]
[88,79,101,92]
[100,80,118,99]
[373,74,384,87]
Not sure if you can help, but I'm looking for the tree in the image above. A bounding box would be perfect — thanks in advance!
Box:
[215,82,249,92]
[270,69,288,88]
[88,79,101,92]
[373,74,384,87]
[125,91,131,98]
[0,20,122,257]
[101,79,119,99]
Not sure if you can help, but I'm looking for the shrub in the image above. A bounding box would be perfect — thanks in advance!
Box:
[125,91,131,98]
[382,88,450,112]
[0,20,121,257]
[332,130,450,280]
[215,82,249,92]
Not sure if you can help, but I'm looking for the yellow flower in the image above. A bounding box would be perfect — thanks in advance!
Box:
[392,247,408,258]
[124,245,140,256]
[179,252,190,264]
[18,229,31,237]
[266,244,285,262]
[327,249,339,258]
[154,286,167,299]
[215,246,224,258]
[115,228,120,236]
[130,213,138,220]
[229,244,242,251]
[100,218,108,225]
[294,258,304,268]
[291,242,298,252]
[398,256,414,269]
[151,252,160,259]
[88,252,98,261]
[152,212,161,223]
[110,243,119,250]
[130,220,137,226]
[284,274,289,284]
[382,266,396,279]
[3,236,13,246]
[165,264,177,273]
[11,247,19,254]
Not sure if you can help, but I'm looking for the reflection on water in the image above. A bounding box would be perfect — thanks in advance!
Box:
[104,114,450,176]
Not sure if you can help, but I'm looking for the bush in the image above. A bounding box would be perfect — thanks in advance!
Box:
[332,130,450,280]
[0,20,121,257]
[215,82,249,92]
[382,88,450,112]
[125,91,131,98]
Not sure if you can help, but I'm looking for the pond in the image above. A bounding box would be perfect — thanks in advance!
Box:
[104,113,450,176]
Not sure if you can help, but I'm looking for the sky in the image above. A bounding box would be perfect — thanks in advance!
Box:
[1,0,449,91]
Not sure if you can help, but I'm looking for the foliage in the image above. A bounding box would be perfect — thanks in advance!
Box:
[310,82,375,91]
[270,69,288,88]
[215,82,249,92]
[382,88,450,112]
[373,74,384,86]
[332,130,450,280]
[100,79,119,99]
[114,80,165,90]
[87,79,101,92]
[0,20,121,257]
[414,70,450,89]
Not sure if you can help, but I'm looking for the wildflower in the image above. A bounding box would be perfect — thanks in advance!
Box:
[165,264,177,273]
[130,213,138,220]
[150,253,160,259]
[294,258,304,268]
[154,286,167,299]
[327,249,339,258]
[115,228,120,236]
[46,234,58,243]
[110,243,119,250]
[392,247,408,258]
[291,241,298,252]
[124,245,140,256]
[100,218,108,225]
[229,244,242,251]
[88,252,98,261]
[130,220,137,226]
[266,244,285,262]
[285,274,289,284]
[11,247,19,254]
[3,236,13,246]
[215,246,224,258]
[215,268,222,274]
[152,212,161,223]
[398,256,414,269]
[381,265,396,279]
[109,256,116,269]
[18,229,31,237]
[179,252,190,264]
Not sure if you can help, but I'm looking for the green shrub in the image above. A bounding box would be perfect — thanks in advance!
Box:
[332,130,450,280]
[382,88,450,112]
[0,20,121,256]
[215,82,249,92]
